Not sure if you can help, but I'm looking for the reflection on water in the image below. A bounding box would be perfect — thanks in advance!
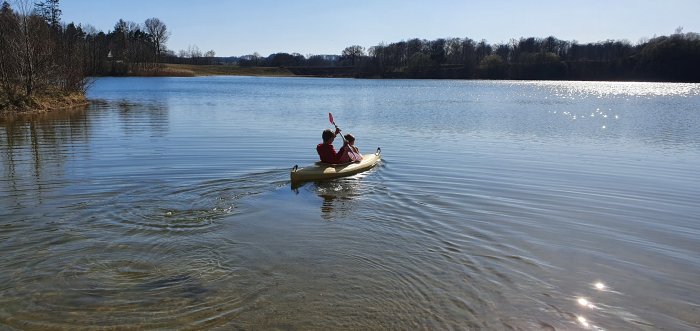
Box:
[1,77,700,330]
[292,167,382,221]
[530,80,700,97]
[113,100,170,137]
[313,172,381,221]
[567,280,658,330]
[2,106,90,207]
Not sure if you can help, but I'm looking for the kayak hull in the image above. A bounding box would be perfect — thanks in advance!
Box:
[291,148,381,182]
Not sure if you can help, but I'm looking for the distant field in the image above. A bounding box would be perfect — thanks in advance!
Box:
[161,64,296,76]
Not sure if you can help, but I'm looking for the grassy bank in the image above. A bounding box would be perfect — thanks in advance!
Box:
[129,64,297,77]
[1,91,88,116]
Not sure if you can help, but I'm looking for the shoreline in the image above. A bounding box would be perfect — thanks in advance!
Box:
[129,64,700,82]
[4,68,696,116]
[0,93,89,119]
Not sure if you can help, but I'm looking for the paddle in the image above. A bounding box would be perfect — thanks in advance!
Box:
[328,112,348,144]
[328,112,369,163]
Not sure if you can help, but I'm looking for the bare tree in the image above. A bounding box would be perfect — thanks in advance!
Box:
[0,1,21,101]
[11,0,53,97]
[1,0,88,109]
[341,45,365,65]
[187,44,201,59]
[34,0,60,28]
[144,17,169,62]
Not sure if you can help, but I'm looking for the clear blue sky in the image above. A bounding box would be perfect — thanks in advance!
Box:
[58,0,700,57]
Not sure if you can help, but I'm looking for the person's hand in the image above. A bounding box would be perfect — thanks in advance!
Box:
[334,128,341,135]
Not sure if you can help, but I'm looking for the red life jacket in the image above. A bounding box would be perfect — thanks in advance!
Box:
[316,143,342,164]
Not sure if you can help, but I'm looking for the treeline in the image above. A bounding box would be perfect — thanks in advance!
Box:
[88,17,170,75]
[235,53,341,67]
[361,33,700,81]
[237,33,700,82]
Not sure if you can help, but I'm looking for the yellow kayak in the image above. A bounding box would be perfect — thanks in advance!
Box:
[291,148,381,182]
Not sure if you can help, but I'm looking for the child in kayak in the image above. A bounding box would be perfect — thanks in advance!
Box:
[339,133,363,163]
[317,128,343,164]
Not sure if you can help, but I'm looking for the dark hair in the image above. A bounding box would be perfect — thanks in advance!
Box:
[322,129,335,142]
[344,133,355,142]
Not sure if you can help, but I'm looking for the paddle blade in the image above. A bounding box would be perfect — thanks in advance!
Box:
[328,112,335,125]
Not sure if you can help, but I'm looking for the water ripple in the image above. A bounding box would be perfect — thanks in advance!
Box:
[2,78,699,330]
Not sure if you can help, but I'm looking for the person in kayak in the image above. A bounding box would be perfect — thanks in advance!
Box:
[339,133,362,163]
[317,128,343,164]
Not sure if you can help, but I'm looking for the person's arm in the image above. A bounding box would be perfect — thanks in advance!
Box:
[353,146,363,160]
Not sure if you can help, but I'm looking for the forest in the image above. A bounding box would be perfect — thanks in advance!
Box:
[2,0,699,112]
[246,32,700,82]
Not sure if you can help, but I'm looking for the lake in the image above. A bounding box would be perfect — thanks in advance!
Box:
[1,77,699,330]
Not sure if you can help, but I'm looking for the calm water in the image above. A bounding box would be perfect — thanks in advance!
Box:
[1,77,699,330]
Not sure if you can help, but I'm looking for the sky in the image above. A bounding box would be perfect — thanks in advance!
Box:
[58,0,700,57]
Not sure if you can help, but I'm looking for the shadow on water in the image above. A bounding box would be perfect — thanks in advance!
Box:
[113,100,170,137]
[290,164,383,221]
